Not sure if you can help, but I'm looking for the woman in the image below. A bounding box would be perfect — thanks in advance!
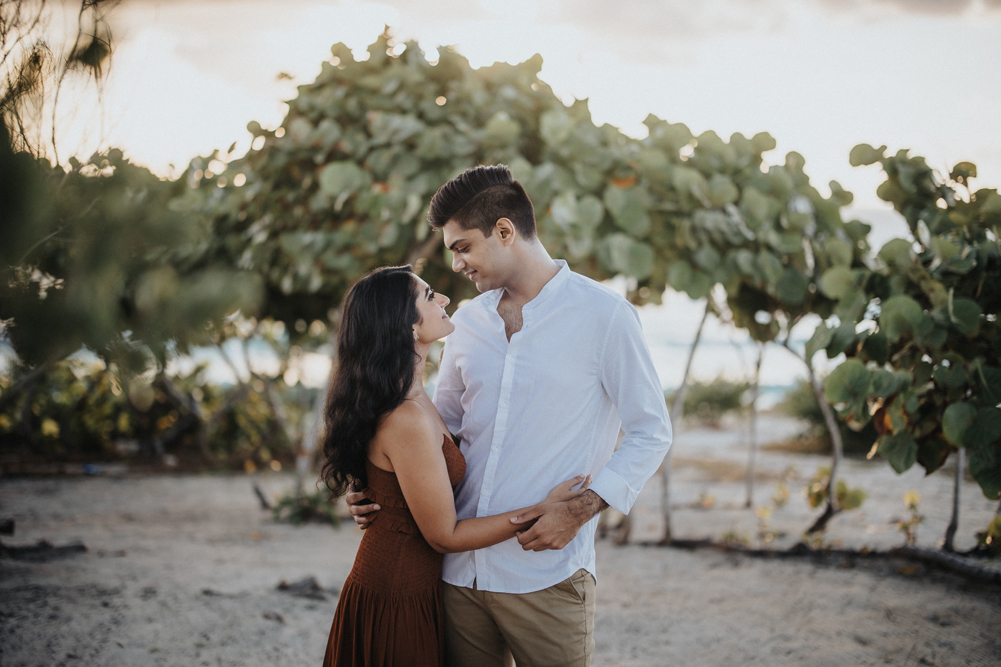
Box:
[320,265,589,667]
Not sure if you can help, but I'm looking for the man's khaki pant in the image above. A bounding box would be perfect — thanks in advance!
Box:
[443,569,596,667]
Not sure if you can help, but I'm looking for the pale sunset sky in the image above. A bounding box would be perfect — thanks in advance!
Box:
[50,0,1001,211]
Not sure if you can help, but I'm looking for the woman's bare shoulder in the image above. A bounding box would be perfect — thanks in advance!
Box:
[375,401,442,455]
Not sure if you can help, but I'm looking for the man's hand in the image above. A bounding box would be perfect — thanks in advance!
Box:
[346,479,380,529]
[510,490,608,551]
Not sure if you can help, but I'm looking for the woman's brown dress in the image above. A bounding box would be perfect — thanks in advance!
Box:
[323,434,466,667]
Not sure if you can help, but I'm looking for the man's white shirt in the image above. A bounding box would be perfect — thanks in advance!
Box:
[433,260,672,594]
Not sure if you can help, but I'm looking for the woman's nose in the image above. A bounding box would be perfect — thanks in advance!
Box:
[436,292,450,307]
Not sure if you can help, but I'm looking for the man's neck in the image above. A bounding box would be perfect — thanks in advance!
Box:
[500,247,560,307]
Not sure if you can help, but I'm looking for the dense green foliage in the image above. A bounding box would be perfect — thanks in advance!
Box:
[173,33,869,332]
[0,142,261,372]
[822,148,1001,499]
[668,377,748,428]
[0,357,307,471]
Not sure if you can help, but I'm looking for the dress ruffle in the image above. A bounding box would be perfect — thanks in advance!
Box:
[323,434,464,667]
[323,578,444,667]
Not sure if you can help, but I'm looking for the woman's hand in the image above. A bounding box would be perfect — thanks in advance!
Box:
[545,474,592,504]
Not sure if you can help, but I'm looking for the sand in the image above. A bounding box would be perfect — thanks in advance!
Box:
[2,415,1000,666]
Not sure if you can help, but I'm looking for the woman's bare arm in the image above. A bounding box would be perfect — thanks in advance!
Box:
[379,403,585,554]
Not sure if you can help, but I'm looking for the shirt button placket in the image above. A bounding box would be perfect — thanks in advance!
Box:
[475,329,519,589]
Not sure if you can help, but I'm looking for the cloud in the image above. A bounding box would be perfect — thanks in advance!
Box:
[546,0,786,38]
[815,0,1001,14]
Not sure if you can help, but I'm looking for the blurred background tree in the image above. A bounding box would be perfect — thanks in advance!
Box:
[1,0,262,469]
[171,32,871,536]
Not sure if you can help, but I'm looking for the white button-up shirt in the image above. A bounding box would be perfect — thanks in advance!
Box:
[433,260,672,594]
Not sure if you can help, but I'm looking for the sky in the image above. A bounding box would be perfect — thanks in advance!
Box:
[34,0,1001,389]
[48,0,1001,210]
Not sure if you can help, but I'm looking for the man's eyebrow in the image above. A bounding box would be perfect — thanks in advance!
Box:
[448,238,466,252]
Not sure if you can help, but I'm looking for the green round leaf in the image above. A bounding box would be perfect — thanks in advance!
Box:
[750,132,777,154]
[862,330,889,365]
[485,111,521,143]
[577,195,605,229]
[825,359,871,423]
[877,432,918,474]
[540,109,574,145]
[601,234,654,280]
[966,407,1001,450]
[942,402,977,447]
[950,297,981,334]
[879,294,924,343]
[969,444,1001,500]
[686,270,713,300]
[667,261,693,291]
[878,238,914,271]
[603,186,650,236]
[805,323,835,361]
[694,245,721,271]
[756,251,784,285]
[819,266,856,300]
[741,187,772,223]
[775,267,808,305]
[823,237,853,267]
[318,161,369,197]
[849,143,886,167]
[707,174,739,207]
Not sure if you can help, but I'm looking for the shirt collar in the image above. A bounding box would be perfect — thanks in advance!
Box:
[481,259,571,312]
[521,259,570,313]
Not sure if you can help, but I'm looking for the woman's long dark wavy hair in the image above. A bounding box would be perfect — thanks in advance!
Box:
[320,265,420,497]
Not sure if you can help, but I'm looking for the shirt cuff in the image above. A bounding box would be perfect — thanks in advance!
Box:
[589,467,638,515]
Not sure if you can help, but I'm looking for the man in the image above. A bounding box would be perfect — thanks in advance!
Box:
[347,165,671,666]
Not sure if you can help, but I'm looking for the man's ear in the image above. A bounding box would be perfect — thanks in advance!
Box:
[494,218,517,246]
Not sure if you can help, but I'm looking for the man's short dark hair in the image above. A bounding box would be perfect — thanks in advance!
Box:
[427,165,536,239]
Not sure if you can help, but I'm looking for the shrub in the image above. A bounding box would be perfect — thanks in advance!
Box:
[667,377,749,428]
[272,488,340,527]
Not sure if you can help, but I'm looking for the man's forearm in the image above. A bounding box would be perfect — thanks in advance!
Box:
[567,489,608,525]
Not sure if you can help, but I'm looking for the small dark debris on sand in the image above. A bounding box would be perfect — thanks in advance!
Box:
[277,576,336,601]
[262,610,285,624]
[0,539,87,562]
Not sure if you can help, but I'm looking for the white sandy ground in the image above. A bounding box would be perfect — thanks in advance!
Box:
[1,415,1000,667]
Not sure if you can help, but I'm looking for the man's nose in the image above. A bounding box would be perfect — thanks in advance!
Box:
[451,252,463,273]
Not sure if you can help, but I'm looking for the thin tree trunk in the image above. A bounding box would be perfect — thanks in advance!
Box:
[0,360,54,414]
[744,343,764,509]
[779,336,846,535]
[298,320,339,493]
[657,299,712,545]
[217,341,247,387]
[17,373,41,445]
[407,233,443,268]
[944,448,964,552]
[805,361,845,534]
[160,372,210,459]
